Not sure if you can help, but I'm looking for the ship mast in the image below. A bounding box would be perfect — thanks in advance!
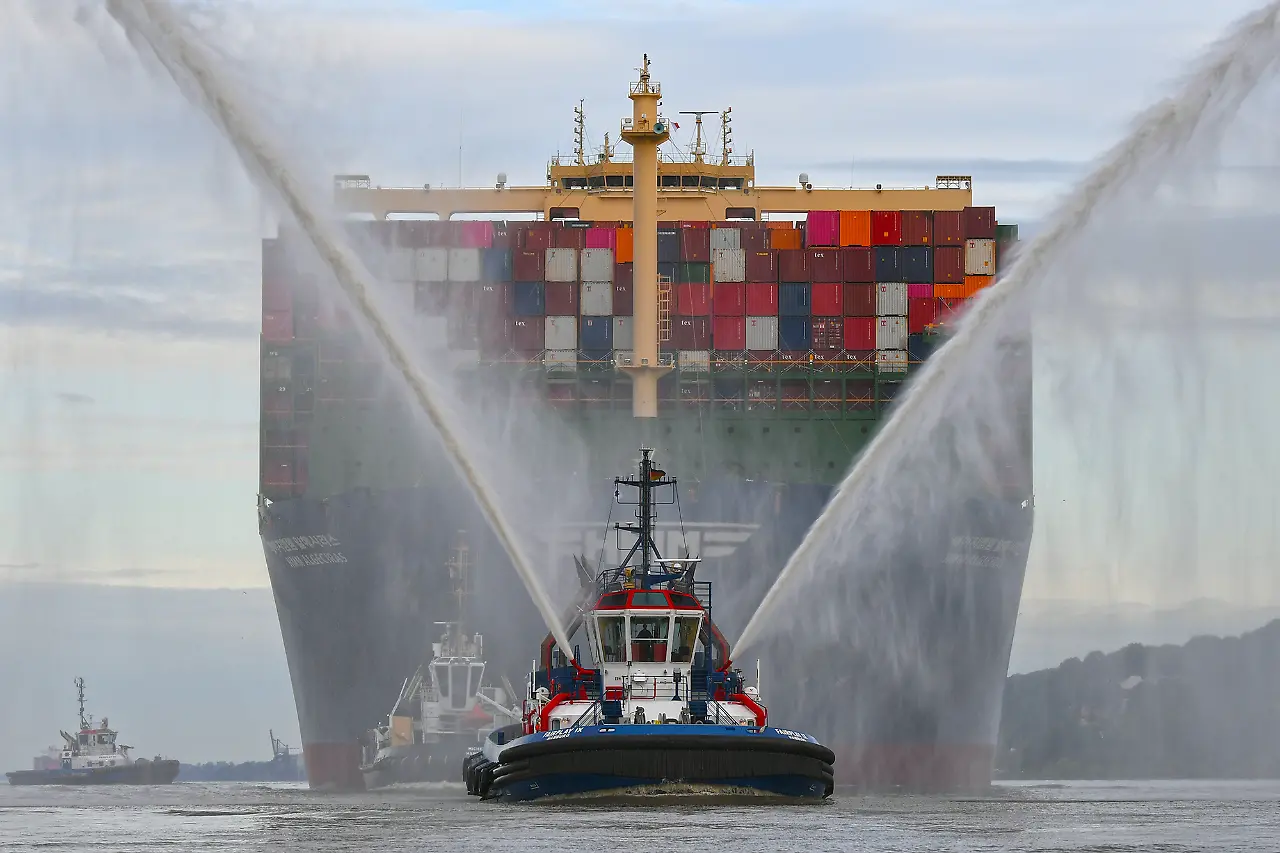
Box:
[679,111,716,164]
[618,55,673,418]
[75,677,88,730]
[447,530,472,629]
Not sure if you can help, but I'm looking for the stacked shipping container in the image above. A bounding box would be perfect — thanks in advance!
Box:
[260,210,1008,495]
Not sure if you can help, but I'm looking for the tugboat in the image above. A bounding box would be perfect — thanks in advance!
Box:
[463,449,835,802]
[361,533,520,788]
[6,678,180,786]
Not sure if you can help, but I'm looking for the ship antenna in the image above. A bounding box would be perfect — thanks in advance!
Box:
[574,100,586,166]
[601,132,613,163]
[75,677,87,730]
[721,107,733,166]
[678,111,715,163]
[639,449,654,582]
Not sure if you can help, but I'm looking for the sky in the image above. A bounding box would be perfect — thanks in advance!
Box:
[2,0,1280,764]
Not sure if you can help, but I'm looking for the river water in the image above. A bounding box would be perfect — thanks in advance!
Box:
[2,780,1278,851]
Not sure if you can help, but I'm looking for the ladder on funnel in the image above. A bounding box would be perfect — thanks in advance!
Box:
[658,274,673,343]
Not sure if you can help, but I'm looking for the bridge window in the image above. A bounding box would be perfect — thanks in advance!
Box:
[606,175,626,188]
[630,616,670,663]
[672,616,701,663]
[434,663,450,698]
[630,591,669,607]
[597,616,626,663]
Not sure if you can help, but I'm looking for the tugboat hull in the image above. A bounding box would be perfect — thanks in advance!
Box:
[473,726,834,803]
[361,736,479,788]
[6,759,181,786]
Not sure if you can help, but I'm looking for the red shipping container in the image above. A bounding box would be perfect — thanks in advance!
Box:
[553,226,586,249]
[740,226,770,252]
[805,211,841,247]
[680,228,711,263]
[544,281,578,315]
[672,316,711,350]
[811,317,844,351]
[934,211,965,245]
[841,247,875,283]
[475,282,511,318]
[478,314,512,353]
[843,316,875,350]
[901,210,933,246]
[585,227,617,249]
[907,283,934,298]
[933,245,964,283]
[511,317,545,351]
[679,220,711,229]
[677,283,711,316]
[513,249,544,282]
[812,282,843,316]
[746,282,778,315]
[262,275,291,312]
[806,249,841,282]
[843,283,876,317]
[936,296,972,324]
[458,220,494,248]
[963,206,997,239]
[713,282,746,316]
[908,296,938,333]
[712,315,746,350]
[745,250,777,283]
[491,226,513,250]
[262,382,293,414]
[778,250,809,283]
[262,309,293,342]
[613,280,633,316]
[871,210,903,245]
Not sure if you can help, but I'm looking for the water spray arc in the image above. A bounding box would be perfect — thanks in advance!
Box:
[100,0,575,657]
[735,0,1280,657]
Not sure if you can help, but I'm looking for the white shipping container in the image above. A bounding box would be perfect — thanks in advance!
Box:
[712,248,746,282]
[876,281,908,316]
[580,281,614,316]
[876,316,907,350]
[877,349,908,374]
[965,239,996,275]
[545,315,578,350]
[612,316,634,351]
[745,315,779,351]
[386,248,415,282]
[543,349,578,372]
[679,350,711,372]
[710,227,741,250]
[447,248,481,282]
[545,248,578,283]
[580,248,615,282]
[415,248,449,282]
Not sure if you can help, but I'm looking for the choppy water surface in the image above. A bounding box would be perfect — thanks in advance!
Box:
[2,780,1278,851]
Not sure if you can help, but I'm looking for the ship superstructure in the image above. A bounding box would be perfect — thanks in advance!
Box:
[257,56,1031,791]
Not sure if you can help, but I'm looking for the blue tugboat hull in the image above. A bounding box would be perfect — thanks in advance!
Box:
[472,725,835,803]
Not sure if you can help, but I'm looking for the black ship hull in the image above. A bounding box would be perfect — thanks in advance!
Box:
[7,760,180,786]
[360,736,478,789]
[261,470,1031,792]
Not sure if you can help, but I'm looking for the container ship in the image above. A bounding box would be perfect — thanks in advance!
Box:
[256,57,1033,792]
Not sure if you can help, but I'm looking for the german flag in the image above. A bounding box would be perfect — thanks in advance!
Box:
[649,469,666,481]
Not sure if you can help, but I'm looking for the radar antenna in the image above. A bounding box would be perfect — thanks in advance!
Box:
[721,107,733,165]
[574,100,586,166]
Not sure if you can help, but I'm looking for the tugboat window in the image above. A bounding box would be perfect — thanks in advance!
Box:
[434,664,450,698]
[630,616,670,662]
[597,616,626,662]
[671,617,701,663]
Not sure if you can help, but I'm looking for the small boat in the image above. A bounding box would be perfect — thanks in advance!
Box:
[463,449,835,802]
[6,678,180,786]
[361,532,520,788]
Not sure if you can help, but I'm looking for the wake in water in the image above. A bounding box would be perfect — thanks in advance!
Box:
[93,0,576,655]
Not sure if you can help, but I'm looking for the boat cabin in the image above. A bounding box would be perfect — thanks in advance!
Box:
[60,720,131,770]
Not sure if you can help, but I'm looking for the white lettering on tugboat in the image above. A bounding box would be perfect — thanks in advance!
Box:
[771,728,816,743]
[265,535,350,568]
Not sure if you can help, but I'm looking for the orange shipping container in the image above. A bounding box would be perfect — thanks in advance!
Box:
[963,275,994,298]
[770,228,802,251]
[615,227,634,264]
[839,210,872,247]
[934,283,967,299]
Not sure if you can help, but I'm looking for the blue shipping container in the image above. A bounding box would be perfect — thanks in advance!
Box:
[579,316,614,350]
[482,248,513,282]
[907,333,934,364]
[658,230,681,264]
[900,247,933,284]
[512,281,545,317]
[875,246,902,281]
[779,282,812,317]
[658,261,679,284]
[779,316,812,351]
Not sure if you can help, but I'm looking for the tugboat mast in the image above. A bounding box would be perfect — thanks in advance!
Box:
[614,448,671,587]
[75,677,88,730]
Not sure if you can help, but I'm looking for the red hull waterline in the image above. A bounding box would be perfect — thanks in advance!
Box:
[832,744,996,792]
[302,742,365,791]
